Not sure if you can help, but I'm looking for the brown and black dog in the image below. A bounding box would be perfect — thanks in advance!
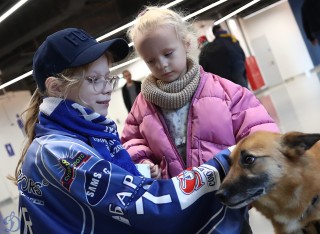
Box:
[216,131,320,234]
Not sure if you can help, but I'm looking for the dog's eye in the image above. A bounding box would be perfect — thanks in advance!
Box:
[240,150,257,165]
[243,156,256,165]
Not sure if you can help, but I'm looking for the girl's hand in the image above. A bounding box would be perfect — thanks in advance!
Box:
[142,160,161,179]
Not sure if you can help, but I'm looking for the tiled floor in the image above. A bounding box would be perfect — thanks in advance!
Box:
[248,67,320,233]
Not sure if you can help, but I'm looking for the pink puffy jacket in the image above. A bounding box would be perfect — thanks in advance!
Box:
[121,68,279,178]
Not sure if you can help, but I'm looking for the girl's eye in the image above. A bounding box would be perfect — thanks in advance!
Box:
[146,60,154,64]
[86,76,98,83]
[165,51,173,57]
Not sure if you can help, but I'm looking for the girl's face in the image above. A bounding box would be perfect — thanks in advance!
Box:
[134,25,189,82]
[65,55,113,116]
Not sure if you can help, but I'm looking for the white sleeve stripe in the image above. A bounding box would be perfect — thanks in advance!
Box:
[135,192,172,214]
[143,192,172,204]
[228,145,236,152]
[196,206,227,234]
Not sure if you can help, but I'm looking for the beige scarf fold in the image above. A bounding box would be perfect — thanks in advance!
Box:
[141,59,200,109]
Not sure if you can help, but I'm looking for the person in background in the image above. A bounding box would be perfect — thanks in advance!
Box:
[199,24,248,88]
[301,0,320,46]
[11,27,248,234]
[121,69,141,112]
[197,35,209,49]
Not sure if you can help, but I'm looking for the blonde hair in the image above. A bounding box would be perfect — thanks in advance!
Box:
[128,6,198,60]
[7,68,81,184]
[9,53,113,184]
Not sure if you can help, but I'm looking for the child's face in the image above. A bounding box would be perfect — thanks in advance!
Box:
[66,55,113,116]
[134,25,188,82]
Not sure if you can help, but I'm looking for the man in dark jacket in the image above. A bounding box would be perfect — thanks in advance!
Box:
[199,25,248,88]
[301,0,320,45]
[121,70,141,112]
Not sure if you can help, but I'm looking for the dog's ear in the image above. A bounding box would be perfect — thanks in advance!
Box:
[281,132,320,157]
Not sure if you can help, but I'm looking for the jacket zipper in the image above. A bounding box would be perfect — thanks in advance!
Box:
[156,109,186,169]
[186,70,205,168]
[155,67,205,170]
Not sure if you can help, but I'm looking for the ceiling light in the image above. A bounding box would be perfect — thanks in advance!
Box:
[243,0,286,20]
[0,0,29,24]
[214,0,261,25]
[110,57,140,71]
[0,71,32,90]
[163,0,185,9]
[183,0,228,21]
[96,21,136,42]
[96,0,185,42]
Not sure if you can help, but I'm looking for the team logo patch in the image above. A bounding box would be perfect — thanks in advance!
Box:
[60,152,91,190]
[177,167,204,195]
[85,161,111,206]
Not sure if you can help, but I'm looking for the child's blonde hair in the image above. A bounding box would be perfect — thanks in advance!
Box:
[128,6,198,60]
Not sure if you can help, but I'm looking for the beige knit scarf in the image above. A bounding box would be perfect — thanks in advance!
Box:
[141,59,200,109]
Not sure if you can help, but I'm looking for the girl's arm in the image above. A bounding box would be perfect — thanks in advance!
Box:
[35,141,244,233]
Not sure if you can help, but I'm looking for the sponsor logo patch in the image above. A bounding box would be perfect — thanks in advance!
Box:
[60,152,91,190]
[85,161,111,206]
[177,167,204,195]
[172,165,220,210]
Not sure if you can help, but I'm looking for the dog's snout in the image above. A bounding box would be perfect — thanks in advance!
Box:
[215,189,229,203]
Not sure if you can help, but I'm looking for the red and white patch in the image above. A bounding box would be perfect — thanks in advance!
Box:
[177,167,204,195]
[172,165,220,210]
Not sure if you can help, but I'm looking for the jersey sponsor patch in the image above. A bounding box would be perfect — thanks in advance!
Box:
[177,167,204,195]
[85,161,111,205]
[172,164,220,210]
[60,152,91,190]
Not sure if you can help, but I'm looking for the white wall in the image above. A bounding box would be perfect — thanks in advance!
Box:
[240,0,313,80]
[0,91,31,231]
[0,91,31,199]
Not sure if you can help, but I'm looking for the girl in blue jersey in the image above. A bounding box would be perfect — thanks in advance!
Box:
[11,27,249,234]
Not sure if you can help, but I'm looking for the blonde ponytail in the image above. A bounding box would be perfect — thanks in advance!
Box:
[8,89,43,184]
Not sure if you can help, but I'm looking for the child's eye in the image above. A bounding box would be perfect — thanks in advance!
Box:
[86,76,98,83]
[146,60,154,64]
[165,52,173,57]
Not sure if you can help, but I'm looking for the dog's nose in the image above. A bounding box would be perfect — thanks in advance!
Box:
[215,189,228,204]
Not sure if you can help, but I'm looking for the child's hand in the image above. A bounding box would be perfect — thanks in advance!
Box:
[142,160,161,179]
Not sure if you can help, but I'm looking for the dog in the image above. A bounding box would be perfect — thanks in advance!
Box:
[215,131,320,234]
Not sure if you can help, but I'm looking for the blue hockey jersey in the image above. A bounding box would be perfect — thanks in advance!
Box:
[18,125,248,233]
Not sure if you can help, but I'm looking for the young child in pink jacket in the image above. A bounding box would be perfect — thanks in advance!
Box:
[121,6,279,179]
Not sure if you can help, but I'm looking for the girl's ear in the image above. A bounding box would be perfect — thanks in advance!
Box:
[185,39,191,50]
[45,77,65,97]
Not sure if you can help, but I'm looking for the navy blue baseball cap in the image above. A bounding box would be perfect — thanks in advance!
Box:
[33,28,129,91]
